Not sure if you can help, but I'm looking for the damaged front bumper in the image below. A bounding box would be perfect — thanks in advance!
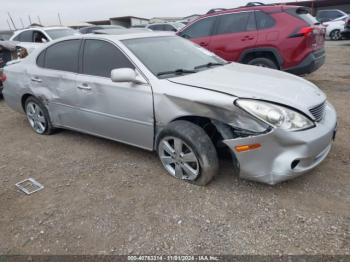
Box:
[223,103,337,185]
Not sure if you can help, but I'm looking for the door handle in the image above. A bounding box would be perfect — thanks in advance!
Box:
[77,83,91,90]
[31,77,42,83]
[199,42,208,47]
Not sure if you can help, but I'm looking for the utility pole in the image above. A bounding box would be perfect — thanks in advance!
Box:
[28,15,32,25]
[37,16,42,25]
[7,19,12,31]
[20,17,25,28]
[58,13,62,25]
[7,12,17,30]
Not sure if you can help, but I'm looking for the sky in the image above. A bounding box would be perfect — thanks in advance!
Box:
[1,0,297,30]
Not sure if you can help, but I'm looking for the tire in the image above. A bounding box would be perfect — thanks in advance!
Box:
[24,96,54,135]
[247,57,278,70]
[157,120,219,186]
[330,30,342,41]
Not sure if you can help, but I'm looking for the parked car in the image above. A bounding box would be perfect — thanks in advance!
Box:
[341,17,350,39]
[0,41,20,95]
[316,9,348,23]
[79,25,125,34]
[9,27,78,52]
[323,20,346,40]
[177,4,326,75]
[2,32,337,185]
[147,22,185,32]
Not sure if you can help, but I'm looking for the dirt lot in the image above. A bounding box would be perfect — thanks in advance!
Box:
[0,41,349,256]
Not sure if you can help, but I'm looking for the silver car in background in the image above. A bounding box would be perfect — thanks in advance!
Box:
[2,32,337,185]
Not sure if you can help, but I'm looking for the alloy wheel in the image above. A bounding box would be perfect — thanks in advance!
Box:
[331,30,341,41]
[159,136,200,181]
[26,102,47,134]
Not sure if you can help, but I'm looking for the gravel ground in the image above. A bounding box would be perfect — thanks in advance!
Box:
[0,41,349,256]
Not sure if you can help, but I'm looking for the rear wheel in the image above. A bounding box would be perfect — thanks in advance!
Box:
[25,96,54,135]
[157,120,219,186]
[247,57,278,70]
[330,29,342,41]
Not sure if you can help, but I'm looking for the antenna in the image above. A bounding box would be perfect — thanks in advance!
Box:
[7,19,13,31]
[20,17,25,28]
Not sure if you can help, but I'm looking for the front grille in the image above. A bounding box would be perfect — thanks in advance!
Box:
[310,102,326,122]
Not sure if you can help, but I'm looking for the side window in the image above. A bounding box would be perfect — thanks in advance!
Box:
[255,11,275,30]
[181,17,216,39]
[216,12,253,35]
[15,31,33,42]
[83,40,134,78]
[36,50,46,67]
[44,40,81,72]
[33,31,48,43]
[12,34,21,41]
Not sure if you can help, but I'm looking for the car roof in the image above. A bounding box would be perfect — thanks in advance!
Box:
[57,31,175,42]
[14,26,72,33]
[201,4,299,18]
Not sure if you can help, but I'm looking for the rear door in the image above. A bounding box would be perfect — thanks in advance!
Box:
[30,39,82,128]
[179,16,217,49]
[75,39,154,149]
[208,11,257,61]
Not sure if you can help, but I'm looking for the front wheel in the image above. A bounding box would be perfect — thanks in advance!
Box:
[157,120,219,186]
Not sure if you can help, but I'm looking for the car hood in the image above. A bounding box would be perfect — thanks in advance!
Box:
[168,63,326,118]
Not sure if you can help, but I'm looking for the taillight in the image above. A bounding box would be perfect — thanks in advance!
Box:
[289,26,314,38]
[299,27,314,36]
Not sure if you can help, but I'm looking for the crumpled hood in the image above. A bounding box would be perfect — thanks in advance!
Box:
[169,63,326,118]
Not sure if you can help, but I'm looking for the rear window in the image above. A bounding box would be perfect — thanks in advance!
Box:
[286,8,318,26]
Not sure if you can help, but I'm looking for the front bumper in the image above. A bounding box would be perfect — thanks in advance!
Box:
[223,103,337,185]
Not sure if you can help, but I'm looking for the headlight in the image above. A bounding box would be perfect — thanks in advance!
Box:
[236,99,315,131]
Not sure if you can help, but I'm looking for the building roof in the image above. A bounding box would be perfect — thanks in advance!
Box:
[110,16,149,21]
[284,0,350,7]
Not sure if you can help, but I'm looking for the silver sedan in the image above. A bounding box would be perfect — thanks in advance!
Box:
[2,32,337,185]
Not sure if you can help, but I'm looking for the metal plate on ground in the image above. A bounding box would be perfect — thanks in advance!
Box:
[16,178,44,195]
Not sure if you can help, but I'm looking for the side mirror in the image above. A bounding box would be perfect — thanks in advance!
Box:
[111,68,147,84]
[41,38,48,43]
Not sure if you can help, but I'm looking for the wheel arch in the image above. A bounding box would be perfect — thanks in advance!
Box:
[155,115,237,154]
[239,47,283,69]
[21,93,34,112]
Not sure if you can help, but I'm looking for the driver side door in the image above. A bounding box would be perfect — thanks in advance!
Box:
[75,39,154,150]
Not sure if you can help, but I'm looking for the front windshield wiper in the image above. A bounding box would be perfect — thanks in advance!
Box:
[157,69,196,77]
[194,62,227,70]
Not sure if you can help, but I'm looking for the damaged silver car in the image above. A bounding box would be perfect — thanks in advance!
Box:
[2,32,337,185]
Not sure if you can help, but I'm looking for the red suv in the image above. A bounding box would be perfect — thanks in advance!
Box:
[177,3,326,75]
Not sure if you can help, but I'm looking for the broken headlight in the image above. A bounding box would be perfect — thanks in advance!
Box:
[236,99,315,131]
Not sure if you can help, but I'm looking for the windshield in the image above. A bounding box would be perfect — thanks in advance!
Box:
[45,28,78,40]
[123,36,226,78]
